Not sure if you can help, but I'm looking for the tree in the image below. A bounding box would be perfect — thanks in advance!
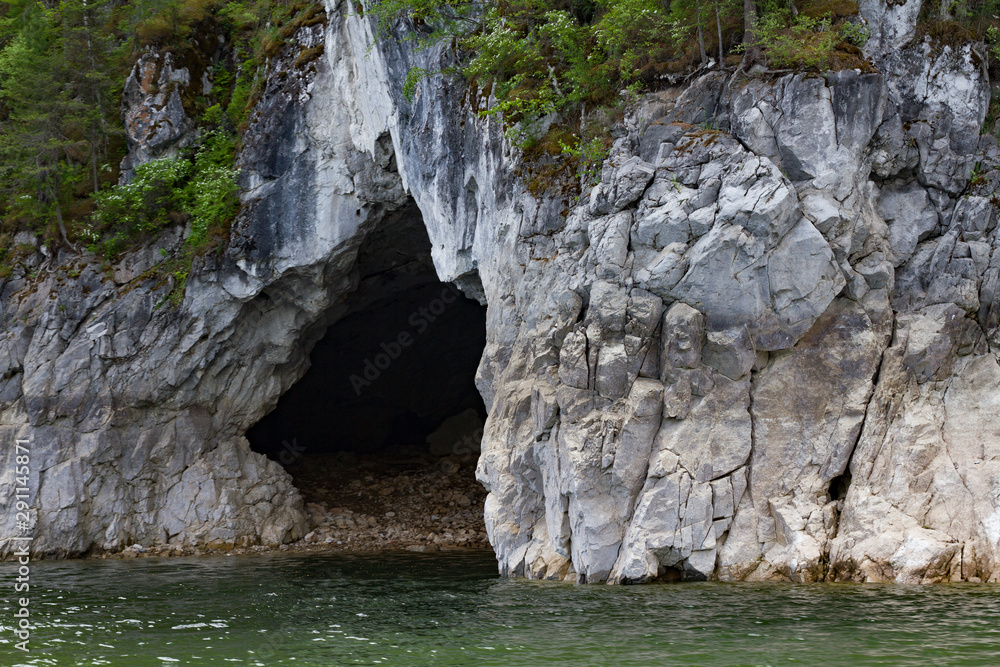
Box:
[695,0,707,64]
[0,7,72,242]
[742,0,758,64]
[713,0,724,63]
[60,0,120,194]
[0,0,121,244]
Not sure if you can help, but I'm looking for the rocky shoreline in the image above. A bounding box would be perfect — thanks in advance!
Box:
[95,446,491,560]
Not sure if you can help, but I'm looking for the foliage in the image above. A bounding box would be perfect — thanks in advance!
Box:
[186,131,239,248]
[751,5,839,69]
[598,0,672,78]
[371,0,479,44]
[402,66,429,102]
[83,130,238,258]
[559,132,612,186]
[0,0,124,245]
[838,18,869,47]
[369,0,740,182]
[989,25,1000,59]
[85,157,192,257]
[0,0,326,282]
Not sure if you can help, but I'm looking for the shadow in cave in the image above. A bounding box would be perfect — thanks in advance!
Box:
[246,202,491,551]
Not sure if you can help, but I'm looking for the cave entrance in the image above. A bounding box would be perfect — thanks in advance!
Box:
[246,202,490,551]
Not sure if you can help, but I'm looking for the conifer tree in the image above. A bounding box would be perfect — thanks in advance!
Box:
[0,0,120,243]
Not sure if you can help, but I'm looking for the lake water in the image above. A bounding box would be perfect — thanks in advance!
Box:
[1,550,999,665]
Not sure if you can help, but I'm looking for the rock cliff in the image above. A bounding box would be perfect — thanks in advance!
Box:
[2,0,1000,583]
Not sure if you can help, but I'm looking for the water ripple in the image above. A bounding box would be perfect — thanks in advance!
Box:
[0,552,999,665]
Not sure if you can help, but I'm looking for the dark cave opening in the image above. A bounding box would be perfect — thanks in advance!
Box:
[246,203,491,551]
[828,470,852,502]
[247,202,487,461]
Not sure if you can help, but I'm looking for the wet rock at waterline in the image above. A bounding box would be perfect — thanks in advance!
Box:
[3,0,1000,585]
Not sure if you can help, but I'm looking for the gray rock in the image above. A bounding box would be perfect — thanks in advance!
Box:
[638,119,688,163]
[660,302,705,374]
[898,304,982,383]
[3,0,999,587]
[655,374,752,484]
[427,408,484,456]
[876,182,938,265]
[589,157,655,215]
[702,326,755,380]
[120,52,197,179]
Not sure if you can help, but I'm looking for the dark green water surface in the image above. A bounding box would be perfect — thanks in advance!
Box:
[1,550,999,665]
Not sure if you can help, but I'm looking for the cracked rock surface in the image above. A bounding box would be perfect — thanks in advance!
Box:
[2,0,1000,584]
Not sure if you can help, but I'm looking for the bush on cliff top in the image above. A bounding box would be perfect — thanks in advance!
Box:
[369,0,872,188]
[375,0,739,118]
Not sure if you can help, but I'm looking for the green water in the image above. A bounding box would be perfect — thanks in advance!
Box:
[1,551,999,666]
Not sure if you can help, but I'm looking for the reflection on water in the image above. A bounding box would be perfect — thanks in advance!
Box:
[1,550,999,665]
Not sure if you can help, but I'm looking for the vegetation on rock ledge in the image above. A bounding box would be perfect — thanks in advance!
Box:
[1,0,999,277]
[0,0,325,285]
[369,0,876,188]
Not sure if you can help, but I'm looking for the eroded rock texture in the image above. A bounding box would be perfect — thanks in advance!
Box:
[1,0,1000,583]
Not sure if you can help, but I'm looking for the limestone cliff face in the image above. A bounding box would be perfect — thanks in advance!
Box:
[2,0,1000,583]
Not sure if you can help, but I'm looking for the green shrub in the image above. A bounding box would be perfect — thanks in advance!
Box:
[85,130,238,257]
[597,0,672,80]
[753,8,839,69]
[369,0,737,180]
[839,19,870,47]
[185,131,239,248]
[402,66,429,102]
[86,157,192,257]
[559,133,612,186]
